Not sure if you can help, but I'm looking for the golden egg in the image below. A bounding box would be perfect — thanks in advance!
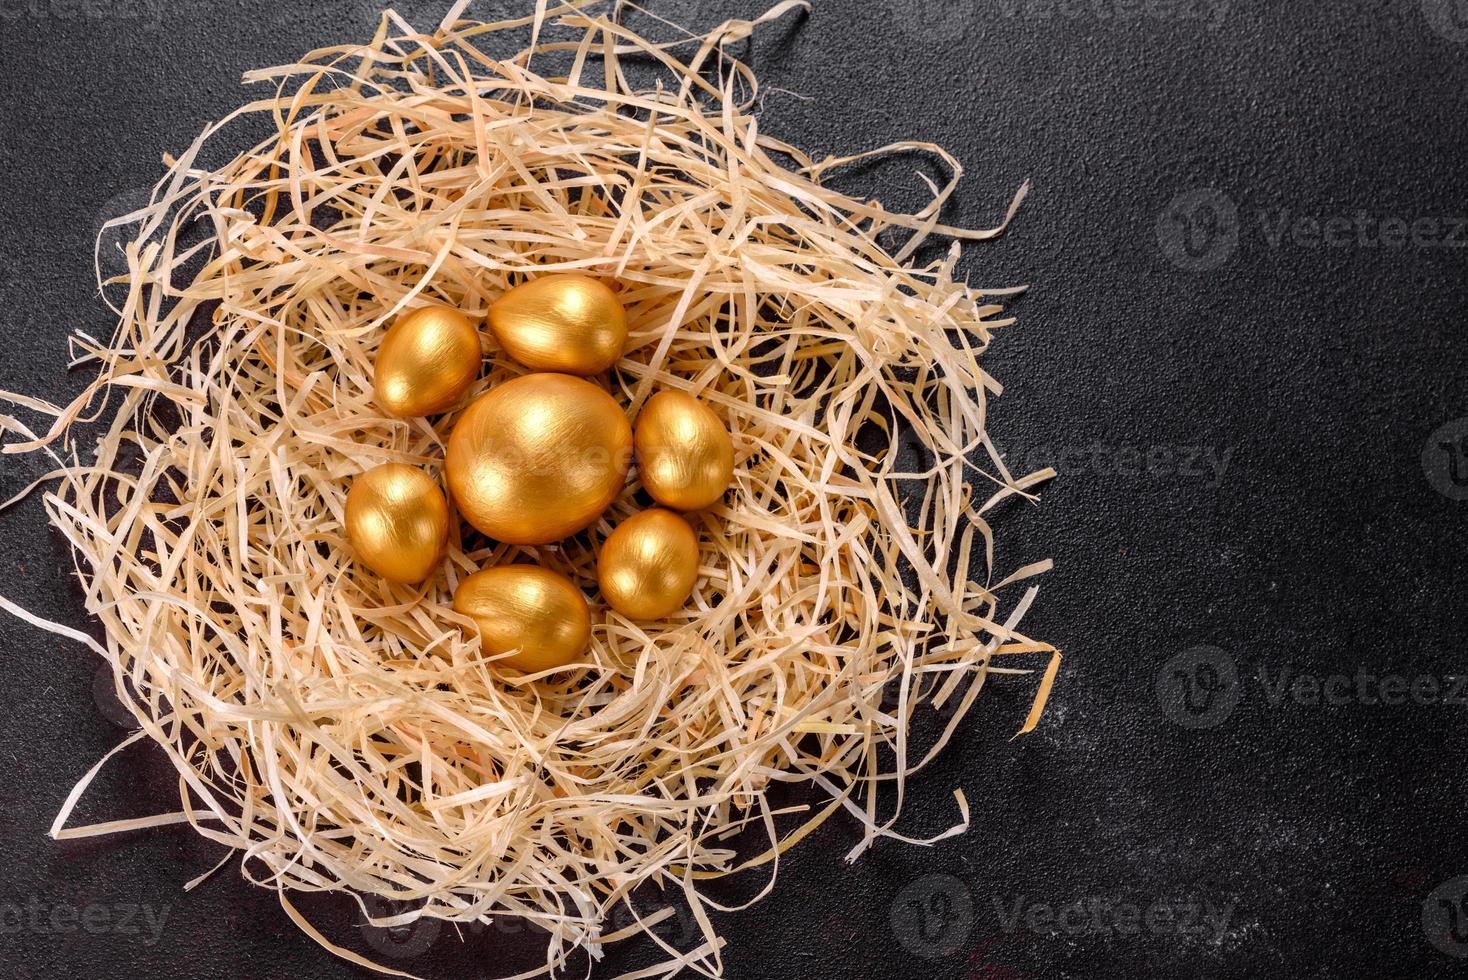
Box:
[344,464,449,583]
[445,373,633,545]
[374,305,482,417]
[488,274,627,375]
[453,565,592,673]
[634,390,735,511]
[597,508,700,620]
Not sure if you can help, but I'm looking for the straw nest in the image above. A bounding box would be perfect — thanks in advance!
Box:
[0,2,1058,976]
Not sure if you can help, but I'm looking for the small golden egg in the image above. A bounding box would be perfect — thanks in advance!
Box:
[445,373,633,545]
[634,390,735,511]
[453,565,592,673]
[374,305,482,417]
[488,274,627,375]
[345,464,449,583]
[597,508,700,620]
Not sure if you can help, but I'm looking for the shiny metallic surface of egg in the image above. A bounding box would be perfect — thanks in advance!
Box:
[452,565,592,673]
[597,508,700,620]
[374,305,482,417]
[344,464,450,583]
[634,390,735,511]
[445,373,633,545]
[488,274,627,375]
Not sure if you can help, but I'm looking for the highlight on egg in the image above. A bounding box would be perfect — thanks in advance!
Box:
[453,565,591,673]
[488,274,627,376]
[445,373,633,545]
[633,389,735,511]
[374,305,482,417]
[344,463,450,583]
[597,508,700,620]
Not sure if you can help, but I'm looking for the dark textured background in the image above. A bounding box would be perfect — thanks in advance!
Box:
[1,1,1466,978]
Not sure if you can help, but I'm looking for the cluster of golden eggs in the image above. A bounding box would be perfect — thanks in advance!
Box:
[344,274,734,673]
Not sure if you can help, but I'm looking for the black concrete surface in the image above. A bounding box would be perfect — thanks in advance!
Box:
[0,1,1466,978]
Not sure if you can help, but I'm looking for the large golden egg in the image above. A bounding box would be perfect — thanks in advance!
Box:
[445,373,633,545]
[453,565,591,673]
[344,464,449,583]
[488,274,627,375]
[634,390,735,511]
[374,305,482,417]
[597,508,700,620]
